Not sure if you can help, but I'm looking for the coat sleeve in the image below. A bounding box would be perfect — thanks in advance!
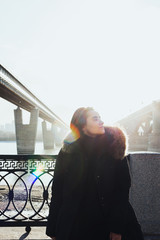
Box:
[107,156,131,235]
[46,149,65,237]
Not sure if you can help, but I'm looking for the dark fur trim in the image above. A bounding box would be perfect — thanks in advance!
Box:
[104,126,127,160]
[62,126,127,159]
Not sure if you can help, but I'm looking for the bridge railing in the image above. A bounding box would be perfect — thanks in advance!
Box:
[0,155,56,232]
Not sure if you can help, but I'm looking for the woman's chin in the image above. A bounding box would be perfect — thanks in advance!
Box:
[98,129,105,135]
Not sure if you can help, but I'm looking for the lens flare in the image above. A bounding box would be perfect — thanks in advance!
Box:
[33,165,44,177]
[70,123,80,139]
[64,124,80,144]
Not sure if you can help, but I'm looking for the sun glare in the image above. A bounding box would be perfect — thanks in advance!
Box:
[33,165,44,177]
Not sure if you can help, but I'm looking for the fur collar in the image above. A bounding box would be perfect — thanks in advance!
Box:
[103,126,127,160]
[62,126,127,160]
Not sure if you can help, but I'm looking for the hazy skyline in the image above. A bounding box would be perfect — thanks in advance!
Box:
[1,0,160,126]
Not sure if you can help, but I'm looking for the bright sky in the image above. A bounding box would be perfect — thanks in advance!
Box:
[0,0,160,126]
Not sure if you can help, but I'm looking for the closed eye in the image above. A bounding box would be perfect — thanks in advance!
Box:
[92,116,100,121]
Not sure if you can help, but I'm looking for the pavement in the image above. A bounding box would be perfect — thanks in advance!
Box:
[0,227,50,240]
[0,227,160,240]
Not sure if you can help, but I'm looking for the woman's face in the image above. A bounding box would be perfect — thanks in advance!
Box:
[82,110,105,137]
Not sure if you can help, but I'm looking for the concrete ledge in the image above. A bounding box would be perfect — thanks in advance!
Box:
[129,153,160,235]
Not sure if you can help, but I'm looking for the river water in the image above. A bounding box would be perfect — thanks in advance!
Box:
[0,141,61,155]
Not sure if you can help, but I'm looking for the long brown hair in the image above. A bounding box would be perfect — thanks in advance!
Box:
[70,107,94,138]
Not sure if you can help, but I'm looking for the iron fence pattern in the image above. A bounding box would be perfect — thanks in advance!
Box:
[0,155,56,227]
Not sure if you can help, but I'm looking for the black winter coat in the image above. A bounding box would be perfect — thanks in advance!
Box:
[46,129,144,240]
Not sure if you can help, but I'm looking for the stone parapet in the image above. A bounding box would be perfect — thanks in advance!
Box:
[129,153,160,235]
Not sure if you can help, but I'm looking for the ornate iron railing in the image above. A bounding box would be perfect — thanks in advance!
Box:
[0,155,56,232]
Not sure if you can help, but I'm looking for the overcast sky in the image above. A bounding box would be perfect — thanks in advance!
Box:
[1,0,160,126]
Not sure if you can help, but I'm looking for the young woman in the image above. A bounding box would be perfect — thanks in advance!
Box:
[46,107,144,240]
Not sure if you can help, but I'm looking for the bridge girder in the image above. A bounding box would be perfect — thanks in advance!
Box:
[0,82,56,124]
[0,65,68,129]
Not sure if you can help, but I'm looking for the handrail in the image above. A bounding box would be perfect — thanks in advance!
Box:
[0,155,56,230]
